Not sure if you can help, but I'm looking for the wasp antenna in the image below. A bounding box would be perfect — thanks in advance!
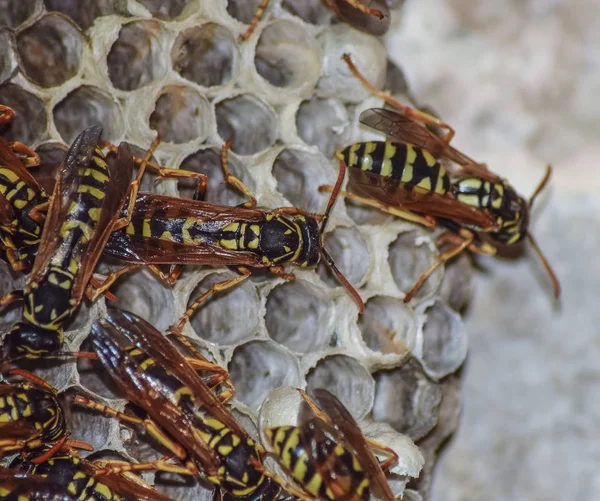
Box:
[529,164,552,208]
[320,159,346,234]
[527,233,561,298]
[321,247,365,314]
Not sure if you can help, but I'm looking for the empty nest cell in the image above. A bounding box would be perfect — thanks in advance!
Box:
[52,85,123,143]
[0,0,40,29]
[107,19,168,91]
[319,226,370,289]
[281,0,332,25]
[138,0,188,20]
[0,28,18,85]
[225,0,270,25]
[296,96,349,155]
[214,94,277,155]
[265,280,333,353]
[172,23,238,88]
[0,83,47,144]
[149,85,210,144]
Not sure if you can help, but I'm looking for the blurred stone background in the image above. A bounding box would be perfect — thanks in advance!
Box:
[386,1,599,500]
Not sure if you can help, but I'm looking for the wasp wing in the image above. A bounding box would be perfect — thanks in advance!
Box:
[90,318,220,472]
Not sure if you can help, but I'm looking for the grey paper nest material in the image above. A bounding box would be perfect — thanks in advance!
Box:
[0,1,470,499]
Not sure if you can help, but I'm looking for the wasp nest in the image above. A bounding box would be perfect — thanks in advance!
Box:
[0,1,471,499]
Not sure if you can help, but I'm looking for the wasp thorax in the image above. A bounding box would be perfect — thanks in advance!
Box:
[259,216,321,267]
[7,322,63,358]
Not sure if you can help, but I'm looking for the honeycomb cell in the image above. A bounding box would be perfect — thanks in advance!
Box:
[229,340,302,412]
[107,19,168,91]
[225,0,268,25]
[254,20,321,92]
[258,386,305,440]
[17,13,83,88]
[214,94,276,155]
[388,230,443,302]
[0,28,18,85]
[138,0,188,20]
[281,0,332,25]
[43,0,108,30]
[149,85,210,144]
[345,196,391,226]
[107,268,175,332]
[415,299,468,380]
[187,271,261,346]
[358,296,417,357]
[372,357,441,441]
[295,97,349,155]
[271,148,337,213]
[0,83,47,144]
[53,85,124,144]
[172,24,238,88]
[178,146,256,205]
[0,0,40,29]
[265,280,333,353]
[305,354,374,420]
[438,252,473,312]
[33,141,67,193]
[319,226,369,289]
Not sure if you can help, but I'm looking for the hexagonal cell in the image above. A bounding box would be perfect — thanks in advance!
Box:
[344,195,391,226]
[178,146,256,205]
[372,358,441,441]
[416,299,468,380]
[214,94,276,155]
[138,0,188,20]
[437,251,473,312]
[33,141,67,193]
[265,280,333,353]
[271,148,336,213]
[172,24,238,88]
[43,0,112,30]
[225,0,268,24]
[281,0,332,25]
[0,83,47,144]
[319,226,369,289]
[0,0,40,29]
[107,19,168,91]
[388,230,443,302]
[107,267,175,332]
[187,271,261,346]
[149,85,210,144]
[0,28,18,85]
[305,354,374,420]
[254,20,321,90]
[229,340,302,412]
[358,296,417,356]
[17,13,83,87]
[296,97,349,155]
[53,85,124,144]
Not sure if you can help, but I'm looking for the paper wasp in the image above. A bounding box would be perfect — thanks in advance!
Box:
[263,388,398,501]
[241,0,388,41]
[0,104,46,272]
[74,308,285,501]
[0,468,79,501]
[8,446,174,501]
[102,141,363,335]
[321,54,560,302]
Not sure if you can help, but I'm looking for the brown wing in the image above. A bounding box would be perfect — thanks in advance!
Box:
[348,170,498,229]
[312,389,395,501]
[0,420,39,441]
[79,460,175,501]
[90,318,220,472]
[359,108,502,183]
[0,137,44,194]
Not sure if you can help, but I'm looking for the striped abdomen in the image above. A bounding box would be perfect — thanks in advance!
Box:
[336,140,451,196]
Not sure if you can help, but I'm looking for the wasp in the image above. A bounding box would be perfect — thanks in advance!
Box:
[0,105,47,272]
[321,55,560,302]
[240,0,388,41]
[8,447,174,501]
[102,141,363,335]
[74,307,286,501]
[263,388,398,501]
[0,468,79,501]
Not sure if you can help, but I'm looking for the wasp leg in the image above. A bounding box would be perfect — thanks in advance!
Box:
[342,54,455,145]
[220,140,258,208]
[324,0,385,18]
[27,201,49,224]
[404,230,477,303]
[9,141,40,168]
[362,437,399,472]
[168,267,252,335]
[319,184,436,227]
[268,265,295,282]
[0,289,23,308]
[297,389,330,422]
[240,0,269,41]
[85,264,142,301]
[73,395,196,472]
[3,367,57,391]
[269,206,325,222]
[4,248,28,273]
[94,457,196,476]
[0,105,15,125]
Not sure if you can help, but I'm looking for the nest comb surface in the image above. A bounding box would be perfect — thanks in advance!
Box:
[0,1,472,499]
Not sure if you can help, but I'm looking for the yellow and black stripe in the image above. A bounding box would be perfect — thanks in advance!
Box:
[336,140,451,196]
